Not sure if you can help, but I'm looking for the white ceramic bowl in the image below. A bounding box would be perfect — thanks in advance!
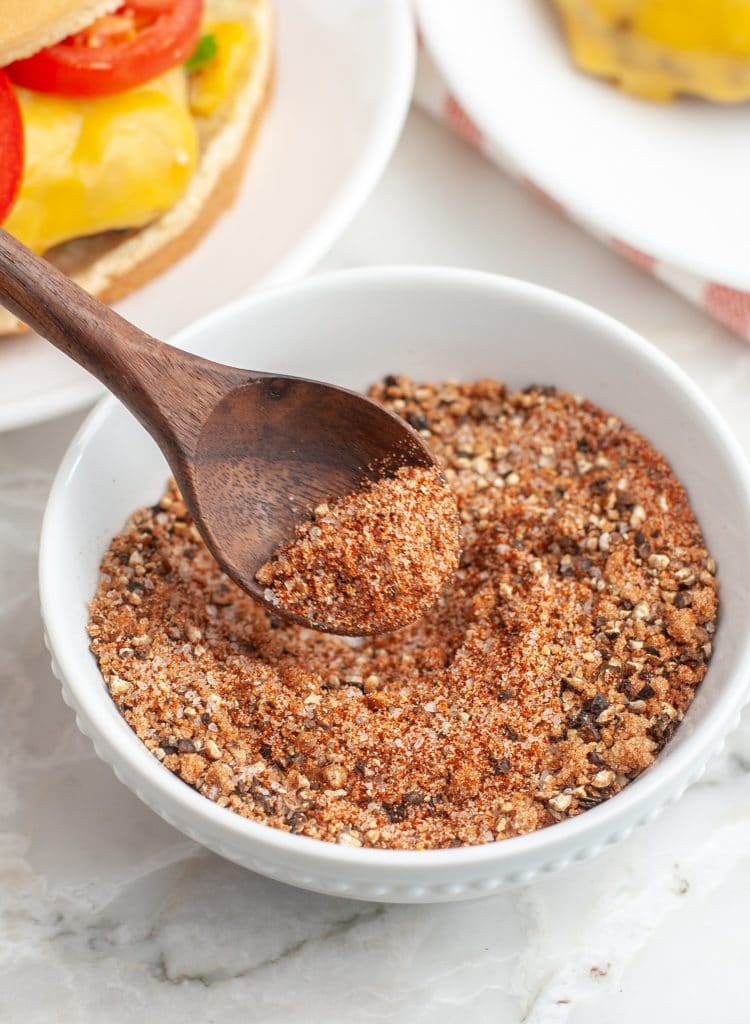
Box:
[40,268,750,904]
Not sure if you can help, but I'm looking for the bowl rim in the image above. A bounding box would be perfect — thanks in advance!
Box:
[40,265,750,873]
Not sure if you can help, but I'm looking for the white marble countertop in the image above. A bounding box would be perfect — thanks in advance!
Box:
[4,108,750,1024]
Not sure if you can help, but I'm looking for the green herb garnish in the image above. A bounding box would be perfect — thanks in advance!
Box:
[185,34,218,73]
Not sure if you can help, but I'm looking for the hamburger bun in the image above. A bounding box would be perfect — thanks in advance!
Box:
[0,0,273,335]
[0,0,124,67]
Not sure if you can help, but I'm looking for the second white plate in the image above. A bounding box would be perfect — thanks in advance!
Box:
[417,0,750,292]
[0,0,415,432]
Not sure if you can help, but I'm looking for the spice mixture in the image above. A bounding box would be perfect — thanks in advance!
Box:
[255,466,460,634]
[89,377,718,850]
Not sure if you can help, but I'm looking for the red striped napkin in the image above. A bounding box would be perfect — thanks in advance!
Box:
[414,45,750,341]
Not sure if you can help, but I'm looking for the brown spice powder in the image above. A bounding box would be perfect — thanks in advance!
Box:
[255,466,460,634]
[88,378,718,850]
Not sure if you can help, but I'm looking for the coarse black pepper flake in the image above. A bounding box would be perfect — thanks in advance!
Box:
[650,713,677,744]
[583,693,609,717]
[287,811,307,832]
[575,717,601,743]
[406,412,430,431]
[383,801,408,823]
[578,794,604,809]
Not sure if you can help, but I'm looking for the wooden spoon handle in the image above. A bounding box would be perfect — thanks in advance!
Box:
[0,228,162,385]
[0,228,243,452]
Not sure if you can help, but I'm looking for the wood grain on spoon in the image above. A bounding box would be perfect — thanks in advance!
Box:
[0,228,456,634]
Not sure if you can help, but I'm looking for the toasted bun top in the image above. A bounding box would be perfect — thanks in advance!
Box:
[0,0,124,67]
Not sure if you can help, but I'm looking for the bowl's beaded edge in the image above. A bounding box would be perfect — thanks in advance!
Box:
[45,629,738,903]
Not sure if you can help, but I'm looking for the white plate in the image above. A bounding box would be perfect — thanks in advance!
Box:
[0,0,415,432]
[416,0,750,291]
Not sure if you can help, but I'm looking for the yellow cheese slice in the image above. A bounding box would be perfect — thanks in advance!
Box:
[4,69,198,254]
[554,0,750,101]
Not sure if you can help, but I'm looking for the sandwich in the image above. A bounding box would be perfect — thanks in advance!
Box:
[553,0,750,102]
[0,0,273,334]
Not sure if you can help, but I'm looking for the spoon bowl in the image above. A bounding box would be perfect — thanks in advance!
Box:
[186,373,434,631]
[0,229,438,633]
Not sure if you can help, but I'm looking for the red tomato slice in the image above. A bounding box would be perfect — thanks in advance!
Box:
[6,0,203,97]
[0,71,23,224]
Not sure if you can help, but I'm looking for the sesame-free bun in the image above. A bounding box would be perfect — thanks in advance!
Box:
[0,0,273,334]
[0,0,124,66]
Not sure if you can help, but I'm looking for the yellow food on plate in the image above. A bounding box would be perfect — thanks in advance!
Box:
[553,0,750,101]
[5,70,198,255]
[190,20,257,116]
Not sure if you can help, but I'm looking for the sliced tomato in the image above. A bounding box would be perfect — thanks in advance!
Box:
[6,0,202,97]
[0,71,23,223]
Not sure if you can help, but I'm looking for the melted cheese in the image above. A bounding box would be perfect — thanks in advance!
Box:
[554,0,750,101]
[190,21,256,116]
[4,69,197,254]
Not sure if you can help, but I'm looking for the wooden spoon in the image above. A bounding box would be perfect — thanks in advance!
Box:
[0,228,438,634]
